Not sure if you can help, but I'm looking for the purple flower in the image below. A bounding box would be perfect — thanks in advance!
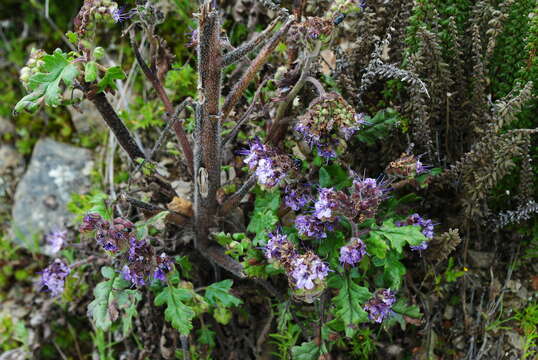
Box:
[290,253,330,290]
[284,184,312,211]
[39,259,70,297]
[339,238,367,266]
[239,138,294,188]
[295,215,329,238]
[364,289,396,323]
[121,264,146,287]
[186,27,199,48]
[264,230,296,263]
[154,252,173,281]
[314,188,339,221]
[110,6,134,23]
[80,213,103,232]
[350,176,390,221]
[45,229,67,254]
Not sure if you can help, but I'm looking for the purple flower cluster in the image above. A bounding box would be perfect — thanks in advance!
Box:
[295,215,332,239]
[284,183,312,211]
[339,238,367,266]
[396,213,434,251]
[294,93,366,160]
[290,252,330,290]
[39,259,70,297]
[263,230,330,292]
[80,213,134,252]
[239,138,294,188]
[45,229,67,254]
[364,289,396,323]
[349,176,390,222]
[314,187,340,221]
[264,231,297,264]
[312,178,389,224]
[80,213,173,286]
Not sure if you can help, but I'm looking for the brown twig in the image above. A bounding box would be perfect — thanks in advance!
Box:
[129,30,194,175]
[219,175,257,215]
[221,16,295,122]
[222,17,280,67]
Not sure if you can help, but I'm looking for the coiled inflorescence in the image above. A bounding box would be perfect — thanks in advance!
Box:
[238,138,295,189]
[80,213,173,286]
[39,259,70,297]
[295,92,366,159]
[339,237,367,266]
[364,289,396,323]
[263,230,330,301]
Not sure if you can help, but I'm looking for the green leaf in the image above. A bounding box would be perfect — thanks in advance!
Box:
[66,31,79,44]
[247,209,278,245]
[291,341,323,360]
[197,326,216,347]
[365,232,389,259]
[253,187,281,211]
[331,273,371,337]
[97,66,126,92]
[382,251,406,289]
[373,220,426,253]
[204,279,242,307]
[15,49,79,112]
[356,108,399,145]
[88,266,135,331]
[392,298,422,318]
[319,167,331,187]
[154,286,196,335]
[84,61,98,82]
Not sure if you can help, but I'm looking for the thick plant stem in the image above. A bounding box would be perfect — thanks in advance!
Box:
[194,2,222,251]
[129,30,194,175]
[84,88,145,162]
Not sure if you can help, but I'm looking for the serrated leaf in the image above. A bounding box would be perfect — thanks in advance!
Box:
[16,49,79,112]
[85,61,98,82]
[88,267,134,331]
[373,220,426,253]
[365,232,389,259]
[247,209,278,245]
[383,251,406,289]
[253,187,281,211]
[97,66,126,92]
[154,286,196,335]
[197,326,216,347]
[204,279,242,308]
[291,341,325,360]
[331,273,371,337]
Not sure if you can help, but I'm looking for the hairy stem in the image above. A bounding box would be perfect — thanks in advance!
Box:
[221,16,295,122]
[84,87,145,162]
[194,2,223,250]
[221,18,280,67]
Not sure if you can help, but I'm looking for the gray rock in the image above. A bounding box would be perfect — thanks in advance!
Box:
[468,250,495,269]
[67,99,105,134]
[11,138,93,252]
[0,145,24,198]
[0,117,15,136]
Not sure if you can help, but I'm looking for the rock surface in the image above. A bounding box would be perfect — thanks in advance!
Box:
[11,138,93,252]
